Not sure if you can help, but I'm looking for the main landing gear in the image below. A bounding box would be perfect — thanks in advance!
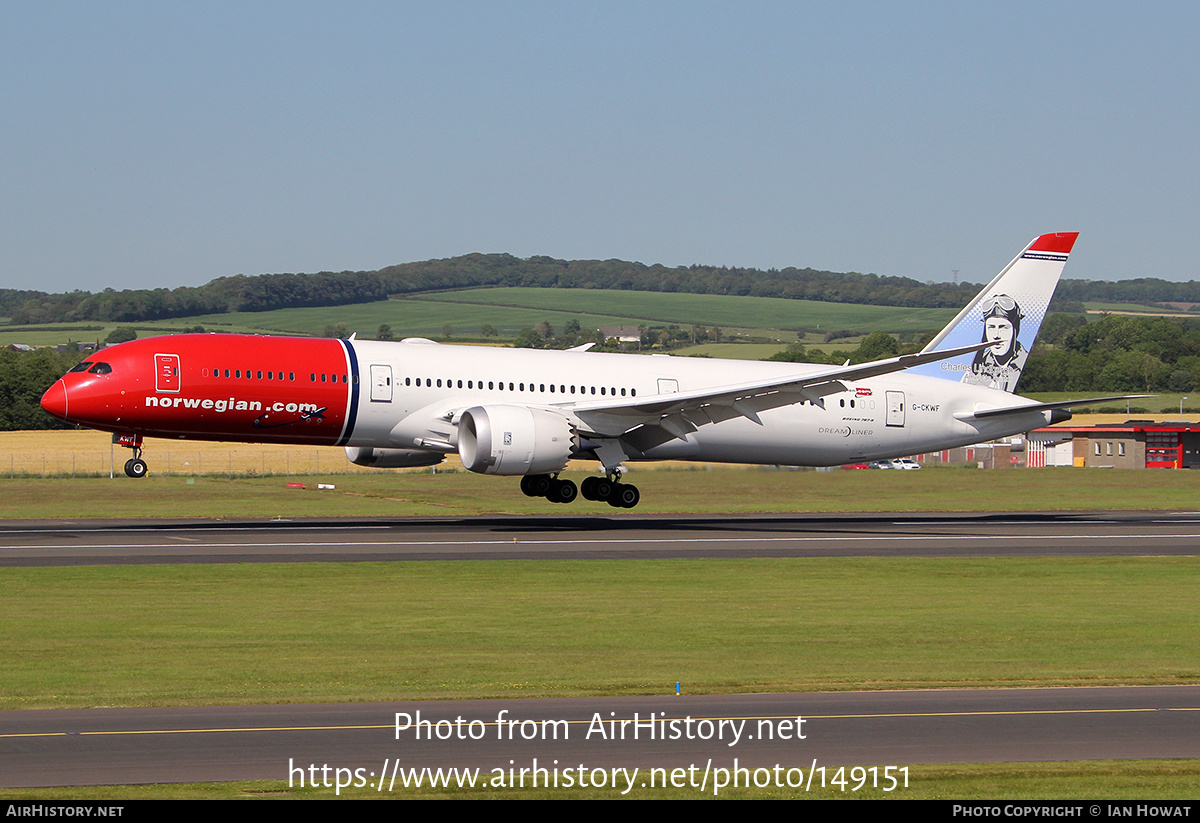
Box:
[520,472,640,508]
[520,473,578,504]
[116,433,148,478]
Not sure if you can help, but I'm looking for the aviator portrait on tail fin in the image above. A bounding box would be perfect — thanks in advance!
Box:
[962,294,1027,392]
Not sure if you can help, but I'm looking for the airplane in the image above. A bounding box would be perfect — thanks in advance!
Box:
[40,232,1133,508]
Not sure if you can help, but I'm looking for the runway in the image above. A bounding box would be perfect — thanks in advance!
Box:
[4,687,1199,790]
[3,510,1200,566]
[4,511,1197,791]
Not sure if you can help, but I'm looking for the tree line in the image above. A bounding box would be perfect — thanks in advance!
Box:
[8,252,1200,327]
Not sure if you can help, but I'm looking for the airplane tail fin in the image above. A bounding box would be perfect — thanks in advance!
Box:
[912,232,1078,393]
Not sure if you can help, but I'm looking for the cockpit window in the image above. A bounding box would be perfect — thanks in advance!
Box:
[68,361,93,373]
[88,362,112,375]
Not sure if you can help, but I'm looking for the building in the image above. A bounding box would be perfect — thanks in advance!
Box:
[1028,421,1200,469]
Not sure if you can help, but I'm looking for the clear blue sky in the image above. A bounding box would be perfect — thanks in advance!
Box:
[2,1,1197,293]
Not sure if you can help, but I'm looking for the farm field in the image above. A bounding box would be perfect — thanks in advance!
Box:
[2,288,958,347]
[425,287,957,334]
[1084,301,1197,316]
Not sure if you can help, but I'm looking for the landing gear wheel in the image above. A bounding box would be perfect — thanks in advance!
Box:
[547,478,578,504]
[124,458,148,478]
[520,475,539,497]
[528,474,553,497]
[593,477,614,501]
[580,476,600,501]
[607,482,639,509]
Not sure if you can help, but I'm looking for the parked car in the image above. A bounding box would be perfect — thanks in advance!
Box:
[870,458,922,470]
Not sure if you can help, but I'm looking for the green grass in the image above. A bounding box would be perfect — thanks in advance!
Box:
[19,288,951,344]
[3,467,1200,519]
[4,760,1200,799]
[179,298,651,340]
[428,287,956,333]
[1026,393,1199,415]
[1085,302,1195,316]
[2,557,1196,709]
[0,320,304,346]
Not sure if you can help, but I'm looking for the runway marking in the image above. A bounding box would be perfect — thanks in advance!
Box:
[893,520,1128,526]
[6,707,1196,740]
[4,533,1200,552]
[0,525,391,536]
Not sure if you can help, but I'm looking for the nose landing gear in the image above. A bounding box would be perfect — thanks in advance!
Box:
[115,433,148,478]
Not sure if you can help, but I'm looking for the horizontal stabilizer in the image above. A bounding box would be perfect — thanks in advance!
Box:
[954,395,1154,421]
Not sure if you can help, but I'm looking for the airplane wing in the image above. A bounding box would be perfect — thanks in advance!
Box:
[566,340,993,438]
[954,394,1155,421]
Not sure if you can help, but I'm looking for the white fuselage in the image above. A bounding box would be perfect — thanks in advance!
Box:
[345,340,1050,467]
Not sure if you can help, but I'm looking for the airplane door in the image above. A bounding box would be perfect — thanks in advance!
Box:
[155,354,180,393]
[370,365,392,402]
[886,391,905,427]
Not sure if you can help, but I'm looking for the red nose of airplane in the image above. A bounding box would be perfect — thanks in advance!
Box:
[41,379,68,420]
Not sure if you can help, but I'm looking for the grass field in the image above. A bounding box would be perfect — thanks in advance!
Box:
[3,556,1196,709]
[1085,302,1197,317]
[4,760,1199,799]
[1026,393,1200,415]
[4,291,1192,354]
[1,287,957,347]
[427,287,957,334]
[6,425,1200,516]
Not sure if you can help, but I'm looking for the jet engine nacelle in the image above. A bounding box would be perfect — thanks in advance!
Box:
[345,446,445,469]
[457,405,575,476]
